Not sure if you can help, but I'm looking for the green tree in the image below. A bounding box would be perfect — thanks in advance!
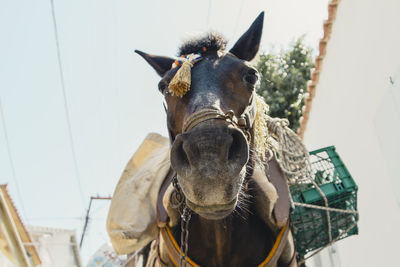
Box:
[255,38,314,132]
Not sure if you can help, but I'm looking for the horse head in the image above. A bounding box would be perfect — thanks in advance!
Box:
[137,13,267,220]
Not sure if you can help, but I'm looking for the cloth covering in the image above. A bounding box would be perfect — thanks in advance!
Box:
[107,133,170,255]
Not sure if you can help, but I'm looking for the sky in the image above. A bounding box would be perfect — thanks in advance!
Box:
[0,0,329,263]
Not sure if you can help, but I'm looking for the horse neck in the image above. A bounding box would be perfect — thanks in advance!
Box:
[174,183,276,267]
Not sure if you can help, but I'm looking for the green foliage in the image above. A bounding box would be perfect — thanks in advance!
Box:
[255,38,314,132]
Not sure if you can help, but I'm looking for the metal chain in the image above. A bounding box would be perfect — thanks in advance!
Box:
[180,206,191,267]
[171,175,192,267]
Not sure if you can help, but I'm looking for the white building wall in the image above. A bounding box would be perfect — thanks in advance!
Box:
[0,254,14,267]
[303,0,400,266]
[33,231,76,267]
[27,227,82,267]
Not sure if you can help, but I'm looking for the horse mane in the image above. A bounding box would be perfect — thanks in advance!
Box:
[178,32,227,56]
[254,94,273,162]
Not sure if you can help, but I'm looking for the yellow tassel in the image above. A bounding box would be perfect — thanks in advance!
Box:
[169,61,193,97]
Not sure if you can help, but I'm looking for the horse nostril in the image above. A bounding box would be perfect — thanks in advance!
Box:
[170,134,190,173]
[228,131,240,161]
[228,128,249,166]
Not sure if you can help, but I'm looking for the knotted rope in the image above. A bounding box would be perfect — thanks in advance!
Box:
[262,111,359,262]
[265,117,311,181]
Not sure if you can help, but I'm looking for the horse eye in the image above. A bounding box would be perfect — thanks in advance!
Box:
[244,69,259,85]
[158,82,167,93]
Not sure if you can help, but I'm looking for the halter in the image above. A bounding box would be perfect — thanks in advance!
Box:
[181,92,257,142]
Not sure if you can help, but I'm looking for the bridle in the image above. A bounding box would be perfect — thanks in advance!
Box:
[181,92,257,141]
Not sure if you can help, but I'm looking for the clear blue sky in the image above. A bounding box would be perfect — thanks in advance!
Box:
[0,0,328,263]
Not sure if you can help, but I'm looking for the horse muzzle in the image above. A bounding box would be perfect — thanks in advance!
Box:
[170,120,249,219]
[186,197,237,220]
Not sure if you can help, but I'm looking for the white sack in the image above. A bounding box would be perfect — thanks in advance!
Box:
[107,133,170,254]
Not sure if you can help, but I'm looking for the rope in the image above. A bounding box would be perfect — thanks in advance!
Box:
[266,117,312,181]
[265,115,358,261]
[310,179,332,242]
[293,202,358,214]
[298,219,359,265]
[182,109,226,132]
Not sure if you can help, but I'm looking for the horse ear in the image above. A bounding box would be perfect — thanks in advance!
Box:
[135,50,175,77]
[229,12,264,61]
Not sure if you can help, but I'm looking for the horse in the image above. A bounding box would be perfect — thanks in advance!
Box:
[133,12,298,267]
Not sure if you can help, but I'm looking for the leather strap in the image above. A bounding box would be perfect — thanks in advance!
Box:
[289,251,298,267]
[157,168,175,227]
[160,221,291,267]
[258,223,290,267]
[265,157,291,228]
[160,226,200,267]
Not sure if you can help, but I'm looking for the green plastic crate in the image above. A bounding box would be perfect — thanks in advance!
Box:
[289,146,358,259]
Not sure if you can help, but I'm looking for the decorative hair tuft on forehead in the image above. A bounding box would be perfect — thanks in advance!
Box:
[178,32,227,56]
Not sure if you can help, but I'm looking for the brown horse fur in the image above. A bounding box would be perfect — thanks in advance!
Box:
[135,12,297,266]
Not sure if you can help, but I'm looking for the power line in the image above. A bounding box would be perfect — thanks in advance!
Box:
[80,195,112,248]
[49,0,86,208]
[0,97,28,221]
[231,0,245,41]
[28,217,82,221]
